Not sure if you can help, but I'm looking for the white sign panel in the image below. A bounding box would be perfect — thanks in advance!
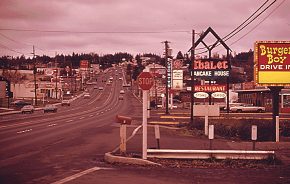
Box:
[172,80,183,90]
[172,70,183,80]
[193,105,220,116]
[212,92,226,99]
[194,92,209,99]
[209,125,214,140]
[252,125,257,141]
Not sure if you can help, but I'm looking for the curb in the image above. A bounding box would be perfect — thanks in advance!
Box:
[104,152,161,166]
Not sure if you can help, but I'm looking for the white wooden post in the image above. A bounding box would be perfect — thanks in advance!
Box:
[205,115,209,136]
[276,116,280,142]
[142,90,148,159]
[120,124,127,154]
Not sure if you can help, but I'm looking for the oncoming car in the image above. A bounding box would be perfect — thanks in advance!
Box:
[21,105,34,114]
[43,104,57,113]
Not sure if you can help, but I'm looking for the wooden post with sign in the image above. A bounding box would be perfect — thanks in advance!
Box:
[138,72,154,159]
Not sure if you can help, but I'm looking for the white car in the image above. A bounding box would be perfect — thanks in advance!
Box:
[21,105,34,114]
[84,93,91,99]
[230,104,265,113]
[120,90,125,94]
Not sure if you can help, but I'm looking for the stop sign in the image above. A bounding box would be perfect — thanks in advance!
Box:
[138,72,154,90]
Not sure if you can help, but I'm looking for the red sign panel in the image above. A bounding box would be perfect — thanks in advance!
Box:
[80,60,89,69]
[138,72,154,90]
[194,85,226,92]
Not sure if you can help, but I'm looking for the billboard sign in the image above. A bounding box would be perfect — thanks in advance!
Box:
[254,41,290,86]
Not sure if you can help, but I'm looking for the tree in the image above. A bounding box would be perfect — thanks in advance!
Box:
[176,51,184,59]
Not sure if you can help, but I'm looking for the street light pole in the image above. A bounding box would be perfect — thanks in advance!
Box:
[32,45,38,106]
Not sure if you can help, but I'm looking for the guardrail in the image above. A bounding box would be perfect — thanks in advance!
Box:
[147,149,275,160]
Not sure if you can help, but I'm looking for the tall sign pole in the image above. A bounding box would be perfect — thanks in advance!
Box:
[138,72,154,159]
[164,41,170,114]
[190,30,195,124]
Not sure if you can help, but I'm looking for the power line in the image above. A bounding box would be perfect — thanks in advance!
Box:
[0,42,26,55]
[223,0,277,42]
[229,0,286,47]
[222,0,271,40]
[0,28,190,34]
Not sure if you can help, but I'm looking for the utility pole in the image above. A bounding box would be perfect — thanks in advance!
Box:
[163,41,170,115]
[190,30,195,124]
[32,46,38,106]
[55,52,58,99]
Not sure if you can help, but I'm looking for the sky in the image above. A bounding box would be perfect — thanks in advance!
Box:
[0,0,289,58]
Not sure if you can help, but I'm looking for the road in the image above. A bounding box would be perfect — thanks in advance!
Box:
[0,68,289,184]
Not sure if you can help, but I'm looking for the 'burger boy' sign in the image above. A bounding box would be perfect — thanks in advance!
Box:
[254,41,290,86]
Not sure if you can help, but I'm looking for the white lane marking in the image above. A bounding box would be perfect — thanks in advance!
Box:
[17,129,32,134]
[48,123,57,127]
[66,120,73,122]
[51,167,105,184]
[89,115,94,117]
[79,117,85,120]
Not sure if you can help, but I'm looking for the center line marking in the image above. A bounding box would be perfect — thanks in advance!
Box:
[17,129,32,134]
[89,115,94,117]
[79,117,85,120]
[66,120,73,122]
[51,167,103,184]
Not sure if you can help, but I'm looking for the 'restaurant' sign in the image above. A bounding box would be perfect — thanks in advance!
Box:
[254,41,290,86]
[193,59,230,77]
[194,85,226,92]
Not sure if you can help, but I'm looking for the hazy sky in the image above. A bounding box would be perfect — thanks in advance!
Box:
[0,0,289,58]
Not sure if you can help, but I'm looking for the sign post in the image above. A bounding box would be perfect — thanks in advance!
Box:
[138,72,154,159]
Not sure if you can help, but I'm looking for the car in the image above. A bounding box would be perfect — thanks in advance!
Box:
[43,104,57,113]
[11,100,31,107]
[93,86,98,89]
[84,93,91,99]
[120,90,125,94]
[118,95,124,100]
[119,77,122,80]
[61,99,70,106]
[230,104,265,113]
[98,87,104,90]
[21,105,34,114]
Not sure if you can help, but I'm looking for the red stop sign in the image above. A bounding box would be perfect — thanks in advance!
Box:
[138,72,154,90]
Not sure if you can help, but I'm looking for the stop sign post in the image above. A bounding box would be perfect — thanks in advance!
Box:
[138,72,154,160]
[138,72,154,90]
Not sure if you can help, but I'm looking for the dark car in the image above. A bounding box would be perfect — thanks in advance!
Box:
[43,104,58,113]
[11,100,31,107]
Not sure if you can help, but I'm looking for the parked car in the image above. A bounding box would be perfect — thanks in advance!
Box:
[84,93,91,99]
[120,90,125,94]
[11,100,31,107]
[93,86,98,89]
[21,105,34,114]
[43,104,57,113]
[98,87,104,90]
[230,104,265,113]
[61,99,70,106]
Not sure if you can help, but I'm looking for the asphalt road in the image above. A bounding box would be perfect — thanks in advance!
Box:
[0,68,289,184]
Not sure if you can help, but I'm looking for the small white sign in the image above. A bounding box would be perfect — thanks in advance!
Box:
[212,92,226,99]
[194,92,209,99]
[209,125,214,140]
[252,125,257,141]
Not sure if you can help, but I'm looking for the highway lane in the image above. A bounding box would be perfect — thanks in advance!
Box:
[0,69,139,183]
